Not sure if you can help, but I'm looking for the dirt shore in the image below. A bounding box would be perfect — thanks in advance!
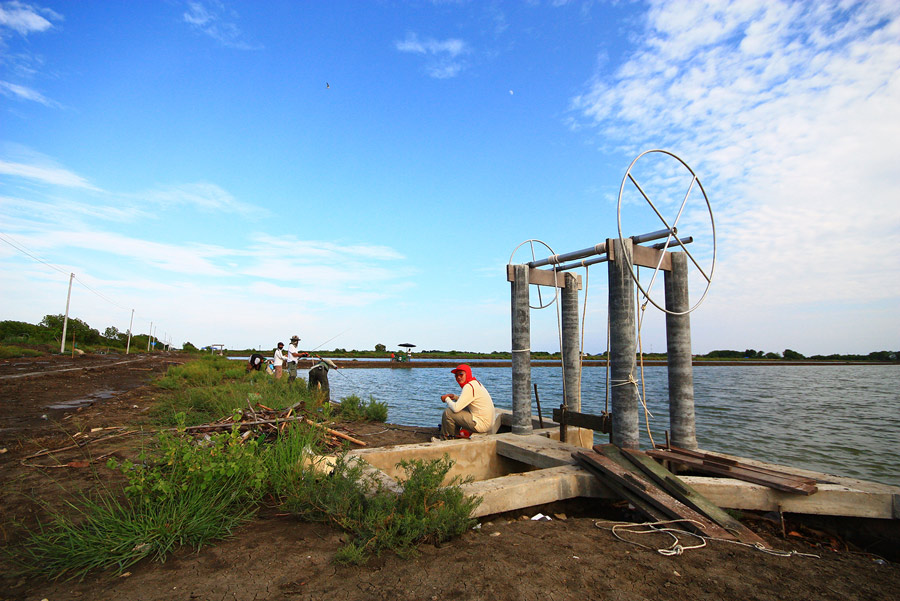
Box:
[1,352,898,601]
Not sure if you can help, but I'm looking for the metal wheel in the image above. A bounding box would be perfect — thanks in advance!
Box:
[616,149,716,315]
[509,239,559,310]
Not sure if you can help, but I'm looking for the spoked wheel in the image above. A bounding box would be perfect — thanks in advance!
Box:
[617,149,716,315]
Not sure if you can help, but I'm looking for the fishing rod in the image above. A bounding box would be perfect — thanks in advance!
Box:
[308,328,350,353]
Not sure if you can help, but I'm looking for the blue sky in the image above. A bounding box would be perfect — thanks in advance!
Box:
[1,0,898,355]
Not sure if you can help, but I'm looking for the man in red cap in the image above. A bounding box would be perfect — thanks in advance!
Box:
[438,364,495,439]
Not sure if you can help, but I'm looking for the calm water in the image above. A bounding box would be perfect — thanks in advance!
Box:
[326,365,900,487]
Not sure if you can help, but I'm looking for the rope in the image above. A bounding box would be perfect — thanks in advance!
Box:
[593,520,821,559]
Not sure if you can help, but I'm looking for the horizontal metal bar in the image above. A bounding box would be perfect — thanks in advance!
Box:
[650,236,693,250]
[556,254,610,272]
[528,242,607,268]
[631,228,676,245]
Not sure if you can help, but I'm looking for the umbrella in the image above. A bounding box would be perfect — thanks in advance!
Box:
[398,343,416,348]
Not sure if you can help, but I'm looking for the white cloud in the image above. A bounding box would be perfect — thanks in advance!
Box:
[0,1,61,35]
[141,182,263,216]
[0,80,58,106]
[0,158,98,189]
[396,32,471,79]
[570,0,900,352]
[183,0,258,50]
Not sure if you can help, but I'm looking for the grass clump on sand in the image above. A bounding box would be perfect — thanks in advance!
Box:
[13,419,274,580]
[332,394,389,422]
[284,453,481,565]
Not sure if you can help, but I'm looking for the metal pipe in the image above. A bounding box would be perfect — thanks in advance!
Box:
[631,227,676,245]
[556,254,609,272]
[528,242,607,268]
[651,236,692,250]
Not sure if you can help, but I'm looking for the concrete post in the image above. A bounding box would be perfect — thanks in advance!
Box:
[511,264,533,434]
[665,252,698,449]
[608,238,639,448]
[561,272,581,412]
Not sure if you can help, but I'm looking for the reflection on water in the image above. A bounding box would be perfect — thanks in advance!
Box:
[328,365,900,487]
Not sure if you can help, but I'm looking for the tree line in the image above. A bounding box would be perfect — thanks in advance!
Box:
[0,315,152,351]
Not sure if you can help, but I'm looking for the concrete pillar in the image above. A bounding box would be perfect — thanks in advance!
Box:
[665,252,698,449]
[511,264,533,434]
[561,272,581,412]
[608,238,639,449]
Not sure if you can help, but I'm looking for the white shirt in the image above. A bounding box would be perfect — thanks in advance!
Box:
[274,348,286,366]
[287,343,301,363]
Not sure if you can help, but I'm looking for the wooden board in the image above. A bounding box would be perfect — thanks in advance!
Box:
[616,446,768,546]
[574,449,736,540]
[648,446,818,495]
[552,408,611,433]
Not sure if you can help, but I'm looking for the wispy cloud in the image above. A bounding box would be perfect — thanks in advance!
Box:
[0,80,58,106]
[0,1,61,36]
[0,158,98,189]
[0,1,62,107]
[570,0,900,323]
[396,32,471,78]
[183,0,258,50]
[141,182,263,217]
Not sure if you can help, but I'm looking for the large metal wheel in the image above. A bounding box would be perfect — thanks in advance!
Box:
[509,239,559,310]
[616,149,716,315]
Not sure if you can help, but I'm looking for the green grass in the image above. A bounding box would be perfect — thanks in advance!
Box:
[10,356,474,580]
[0,344,44,359]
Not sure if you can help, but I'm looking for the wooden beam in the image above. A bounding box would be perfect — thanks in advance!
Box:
[648,447,817,495]
[495,434,580,468]
[552,408,611,433]
[618,447,768,546]
[576,448,737,539]
[506,264,582,289]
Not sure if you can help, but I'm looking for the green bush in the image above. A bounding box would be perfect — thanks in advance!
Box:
[284,454,480,564]
[335,395,388,422]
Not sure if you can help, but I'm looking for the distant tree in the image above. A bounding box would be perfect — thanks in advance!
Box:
[783,349,805,360]
[375,343,386,353]
[182,341,199,351]
[40,314,101,344]
[763,352,780,359]
[103,326,120,340]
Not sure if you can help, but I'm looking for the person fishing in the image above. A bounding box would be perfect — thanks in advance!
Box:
[286,335,308,383]
[437,364,495,440]
[308,355,338,402]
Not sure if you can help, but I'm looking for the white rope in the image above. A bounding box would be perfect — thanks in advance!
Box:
[594,519,821,559]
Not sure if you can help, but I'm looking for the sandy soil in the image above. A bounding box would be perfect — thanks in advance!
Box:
[1,352,898,601]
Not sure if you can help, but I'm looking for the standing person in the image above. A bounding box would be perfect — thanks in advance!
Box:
[308,356,338,402]
[246,352,265,372]
[286,335,308,382]
[438,364,495,439]
[273,342,286,379]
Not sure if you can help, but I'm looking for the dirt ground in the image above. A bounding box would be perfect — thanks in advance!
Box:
[1,353,898,601]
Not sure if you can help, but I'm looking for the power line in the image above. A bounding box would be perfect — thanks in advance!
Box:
[1,231,140,318]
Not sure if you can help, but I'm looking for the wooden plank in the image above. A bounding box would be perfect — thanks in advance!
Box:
[631,243,673,271]
[574,449,736,540]
[573,453,669,522]
[505,264,582,289]
[552,408,611,433]
[616,447,768,546]
[648,447,817,495]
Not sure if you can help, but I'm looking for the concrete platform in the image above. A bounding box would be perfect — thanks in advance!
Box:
[348,431,900,520]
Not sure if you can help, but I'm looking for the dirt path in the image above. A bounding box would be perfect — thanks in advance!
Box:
[1,353,898,601]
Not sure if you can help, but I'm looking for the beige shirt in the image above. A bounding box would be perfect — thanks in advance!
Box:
[444,379,495,432]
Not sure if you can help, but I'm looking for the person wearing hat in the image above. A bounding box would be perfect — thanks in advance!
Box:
[438,364,495,439]
[273,342,287,379]
[286,335,308,382]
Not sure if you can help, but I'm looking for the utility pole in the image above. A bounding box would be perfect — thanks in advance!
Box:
[126,309,134,355]
[60,272,74,354]
[147,322,153,352]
